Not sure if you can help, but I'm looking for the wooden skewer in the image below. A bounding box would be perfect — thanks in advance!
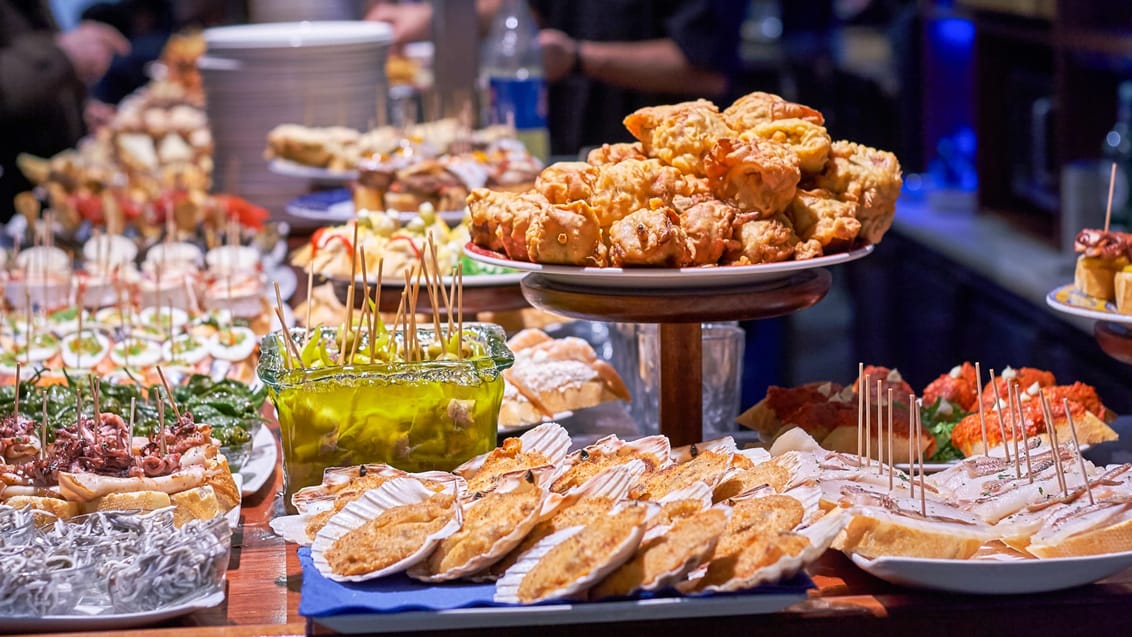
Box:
[274,306,302,368]
[422,243,444,341]
[1012,384,1034,483]
[887,387,894,492]
[409,266,422,361]
[23,289,32,366]
[1063,398,1095,505]
[916,399,926,516]
[342,223,360,356]
[371,257,384,361]
[355,248,370,361]
[1040,390,1068,496]
[427,235,451,341]
[907,392,916,499]
[273,281,296,370]
[876,379,884,475]
[863,374,872,467]
[156,366,182,422]
[127,397,136,450]
[975,362,989,457]
[13,363,20,422]
[157,395,167,456]
[1006,382,1023,480]
[456,262,464,362]
[39,399,47,460]
[90,374,101,426]
[401,270,413,359]
[304,260,314,339]
[857,363,864,460]
[988,369,1012,463]
[1105,161,1118,233]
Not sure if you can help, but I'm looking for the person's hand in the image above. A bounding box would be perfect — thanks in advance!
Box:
[55,21,130,85]
[365,2,433,45]
[539,29,578,82]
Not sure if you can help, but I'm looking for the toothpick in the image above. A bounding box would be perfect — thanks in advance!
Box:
[1064,398,1095,505]
[857,363,864,460]
[39,399,47,460]
[304,260,314,339]
[916,399,926,517]
[1012,384,1034,483]
[273,281,295,370]
[274,307,302,368]
[13,363,20,422]
[409,266,422,361]
[371,257,383,360]
[341,224,360,356]
[887,387,894,492]
[128,397,136,450]
[864,374,872,467]
[357,248,370,360]
[156,366,182,421]
[1041,390,1068,496]
[907,392,916,499]
[77,308,85,370]
[90,374,100,425]
[456,262,463,362]
[422,243,443,341]
[1006,382,1022,479]
[23,289,31,366]
[988,369,1012,463]
[157,395,167,456]
[392,284,407,360]
[1105,161,1118,233]
[876,379,884,475]
[975,362,989,457]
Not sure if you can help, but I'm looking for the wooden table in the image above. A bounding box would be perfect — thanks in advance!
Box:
[520,269,832,447]
[20,423,1132,637]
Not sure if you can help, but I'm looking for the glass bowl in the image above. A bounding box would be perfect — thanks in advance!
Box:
[258,322,513,510]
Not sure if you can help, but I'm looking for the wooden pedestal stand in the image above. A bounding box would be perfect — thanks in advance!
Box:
[520,269,832,447]
[1095,321,1132,365]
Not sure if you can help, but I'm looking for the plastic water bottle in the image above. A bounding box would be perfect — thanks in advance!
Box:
[481,0,550,161]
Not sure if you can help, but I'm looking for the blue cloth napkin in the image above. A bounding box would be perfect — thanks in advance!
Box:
[297,546,814,618]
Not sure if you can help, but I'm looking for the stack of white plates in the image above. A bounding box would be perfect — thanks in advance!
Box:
[200,21,393,215]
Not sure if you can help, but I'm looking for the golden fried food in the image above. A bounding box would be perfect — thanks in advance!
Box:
[812,140,903,244]
[587,142,647,165]
[465,438,552,494]
[516,504,648,603]
[740,118,831,175]
[689,531,809,592]
[526,201,607,267]
[607,207,688,267]
[592,507,728,598]
[551,448,665,495]
[467,188,545,261]
[586,159,689,228]
[535,161,598,204]
[623,99,734,176]
[722,92,824,131]
[490,496,621,578]
[679,199,737,266]
[704,137,800,216]
[420,477,543,579]
[629,450,734,501]
[712,463,792,502]
[651,498,711,529]
[725,213,802,265]
[324,493,456,577]
[788,187,862,251]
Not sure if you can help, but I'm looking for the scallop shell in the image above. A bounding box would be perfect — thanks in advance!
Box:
[454,422,571,478]
[642,482,715,542]
[772,450,822,489]
[269,514,313,545]
[737,447,772,465]
[768,427,823,456]
[670,436,738,464]
[629,505,734,595]
[494,501,656,604]
[291,464,461,513]
[691,508,848,594]
[407,470,549,583]
[783,481,823,524]
[310,477,462,582]
[545,458,648,516]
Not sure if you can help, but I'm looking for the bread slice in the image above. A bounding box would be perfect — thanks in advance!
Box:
[835,508,990,559]
[171,485,221,526]
[4,495,81,522]
[1075,256,1123,301]
[1028,510,1132,558]
[205,456,242,511]
[1115,269,1132,314]
[93,490,172,513]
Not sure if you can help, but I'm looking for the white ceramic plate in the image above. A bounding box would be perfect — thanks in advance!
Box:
[463,244,875,290]
[204,21,392,49]
[240,424,278,497]
[270,158,359,183]
[1046,284,1132,324]
[285,189,467,226]
[0,591,225,632]
[849,549,1132,594]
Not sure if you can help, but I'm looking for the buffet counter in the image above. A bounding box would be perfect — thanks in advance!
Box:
[16,419,1132,637]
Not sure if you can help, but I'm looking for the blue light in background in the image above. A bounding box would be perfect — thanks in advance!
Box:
[932,17,975,50]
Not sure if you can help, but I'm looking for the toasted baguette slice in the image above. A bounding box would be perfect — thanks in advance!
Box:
[1027,507,1132,558]
[93,490,172,513]
[4,495,81,522]
[206,456,241,511]
[835,508,990,560]
[171,485,221,526]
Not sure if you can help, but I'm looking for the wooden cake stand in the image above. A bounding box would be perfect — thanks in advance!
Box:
[520,269,833,447]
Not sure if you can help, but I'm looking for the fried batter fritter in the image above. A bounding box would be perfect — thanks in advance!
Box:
[607,207,688,267]
[516,504,648,603]
[587,142,647,165]
[725,213,802,265]
[740,118,832,175]
[679,199,737,266]
[420,480,542,579]
[526,201,607,266]
[623,99,735,176]
[465,438,552,494]
[536,161,598,205]
[788,187,861,251]
[585,159,689,228]
[324,493,456,577]
[466,188,546,261]
[629,450,734,501]
[704,137,800,216]
[591,507,728,598]
[812,140,902,244]
[722,92,824,131]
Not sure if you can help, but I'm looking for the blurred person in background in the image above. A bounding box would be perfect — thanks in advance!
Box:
[366,0,744,157]
[0,0,129,221]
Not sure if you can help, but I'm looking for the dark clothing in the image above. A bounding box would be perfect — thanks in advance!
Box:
[529,0,744,157]
[0,0,86,221]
